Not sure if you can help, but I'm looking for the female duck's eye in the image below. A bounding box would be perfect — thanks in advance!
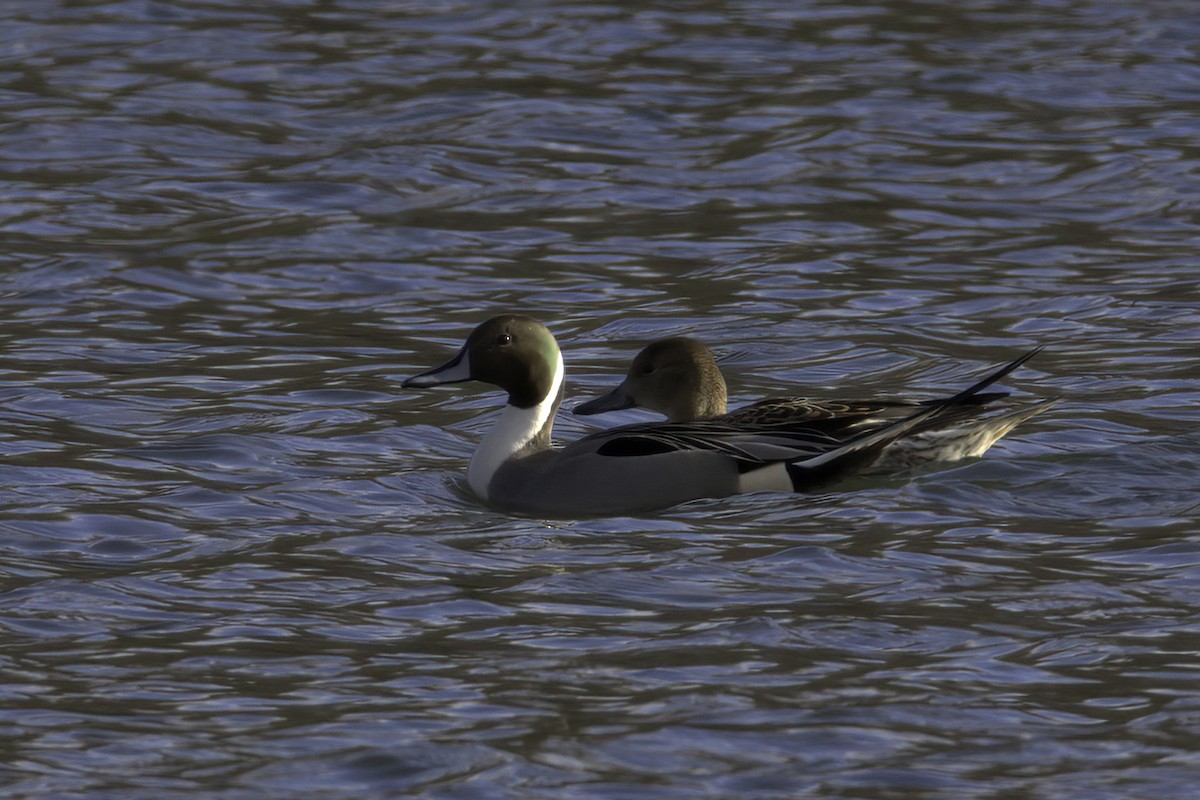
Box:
[641,364,655,375]
[497,333,512,345]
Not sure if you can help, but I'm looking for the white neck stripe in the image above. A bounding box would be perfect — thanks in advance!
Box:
[467,350,564,499]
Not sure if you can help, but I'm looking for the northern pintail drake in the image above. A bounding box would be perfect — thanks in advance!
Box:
[403,315,1049,516]
[574,336,1055,470]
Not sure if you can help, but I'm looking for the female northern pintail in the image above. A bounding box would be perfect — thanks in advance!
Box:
[574,336,1055,470]
[403,315,1049,516]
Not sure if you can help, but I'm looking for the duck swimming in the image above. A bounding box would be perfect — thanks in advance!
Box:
[403,315,1050,516]
[574,336,1054,470]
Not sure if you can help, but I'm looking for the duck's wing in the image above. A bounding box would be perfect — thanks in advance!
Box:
[574,418,843,465]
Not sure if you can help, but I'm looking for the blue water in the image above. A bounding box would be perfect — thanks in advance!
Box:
[2,1,1199,797]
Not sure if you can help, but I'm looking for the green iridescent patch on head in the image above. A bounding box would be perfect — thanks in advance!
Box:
[464,315,561,409]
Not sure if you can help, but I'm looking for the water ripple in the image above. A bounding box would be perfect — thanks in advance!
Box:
[2,0,1200,798]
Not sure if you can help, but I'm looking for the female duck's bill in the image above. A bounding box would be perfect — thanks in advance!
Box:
[403,316,1050,517]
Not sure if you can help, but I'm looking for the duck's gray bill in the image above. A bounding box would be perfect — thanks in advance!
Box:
[403,348,471,388]
[573,383,635,415]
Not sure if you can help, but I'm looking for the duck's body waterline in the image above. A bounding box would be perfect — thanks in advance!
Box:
[403,315,1050,516]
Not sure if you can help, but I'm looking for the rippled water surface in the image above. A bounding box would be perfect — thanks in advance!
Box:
[3,1,1200,797]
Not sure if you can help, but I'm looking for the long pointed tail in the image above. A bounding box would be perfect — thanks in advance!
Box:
[930,346,1042,408]
[786,347,1045,490]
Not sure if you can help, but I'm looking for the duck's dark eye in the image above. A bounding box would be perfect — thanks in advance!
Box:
[497,333,513,345]
[640,364,655,375]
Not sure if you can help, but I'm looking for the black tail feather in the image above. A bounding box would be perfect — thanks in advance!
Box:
[930,347,1042,409]
[786,347,1043,491]
[784,401,945,490]
[785,438,894,489]
[918,390,1008,408]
